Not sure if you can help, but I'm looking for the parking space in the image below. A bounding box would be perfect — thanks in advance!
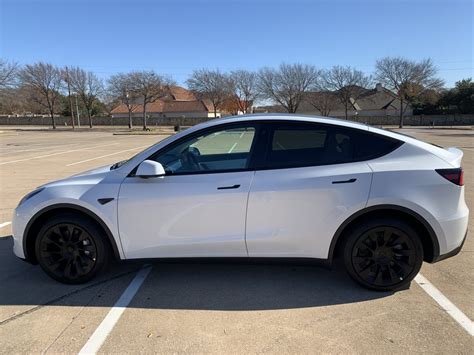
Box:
[0,127,472,353]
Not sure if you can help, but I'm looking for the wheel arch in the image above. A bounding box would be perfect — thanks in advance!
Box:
[328,204,440,264]
[23,203,121,264]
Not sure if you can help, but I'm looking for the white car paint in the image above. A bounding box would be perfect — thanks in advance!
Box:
[246,161,372,258]
[118,171,254,258]
[12,114,469,266]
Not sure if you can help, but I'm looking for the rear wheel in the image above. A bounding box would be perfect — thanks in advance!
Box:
[343,218,423,291]
[35,213,110,284]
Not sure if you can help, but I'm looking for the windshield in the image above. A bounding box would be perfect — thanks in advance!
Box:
[109,135,178,170]
[110,149,148,170]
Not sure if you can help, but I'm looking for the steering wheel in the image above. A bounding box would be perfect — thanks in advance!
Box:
[180,147,201,171]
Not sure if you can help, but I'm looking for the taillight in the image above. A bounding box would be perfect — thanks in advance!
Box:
[436,168,464,186]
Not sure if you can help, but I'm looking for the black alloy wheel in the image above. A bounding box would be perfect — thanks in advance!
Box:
[39,224,97,280]
[36,213,110,284]
[344,218,423,291]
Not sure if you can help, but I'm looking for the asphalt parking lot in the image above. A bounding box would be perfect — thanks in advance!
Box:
[0,126,472,353]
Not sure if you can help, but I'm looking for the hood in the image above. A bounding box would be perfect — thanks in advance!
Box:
[40,164,113,189]
[71,164,112,177]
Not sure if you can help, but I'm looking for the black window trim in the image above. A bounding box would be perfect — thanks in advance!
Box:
[128,121,265,177]
[127,119,403,176]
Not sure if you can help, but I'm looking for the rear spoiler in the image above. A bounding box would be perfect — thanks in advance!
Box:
[445,147,464,167]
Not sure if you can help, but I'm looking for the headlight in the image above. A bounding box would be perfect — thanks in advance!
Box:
[18,188,45,207]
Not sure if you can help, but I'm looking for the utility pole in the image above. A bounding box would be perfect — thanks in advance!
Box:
[65,66,75,129]
[75,95,81,127]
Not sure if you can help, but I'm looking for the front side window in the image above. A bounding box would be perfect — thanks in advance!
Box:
[264,122,401,169]
[150,126,256,174]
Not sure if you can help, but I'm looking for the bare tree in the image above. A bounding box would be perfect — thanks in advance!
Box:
[258,63,320,113]
[323,66,372,119]
[130,71,172,130]
[187,69,232,118]
[108,73,140,129]
[305,91,337,116]
[69,67,104,128]
[229,70,259,114]
[0,59,18,88]
[18,62,62,129]
[375,57,443,128]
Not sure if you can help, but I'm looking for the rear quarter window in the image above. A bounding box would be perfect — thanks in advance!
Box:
[351,129,403,161]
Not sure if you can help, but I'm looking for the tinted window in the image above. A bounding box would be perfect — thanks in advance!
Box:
[272,129,327,150]
[264,123,401,169]
[151,126,256,174]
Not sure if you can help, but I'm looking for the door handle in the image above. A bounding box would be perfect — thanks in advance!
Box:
[217,184,241,190]
[332,178,357,184]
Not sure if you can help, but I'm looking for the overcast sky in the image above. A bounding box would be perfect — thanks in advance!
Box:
[1,0,472,87]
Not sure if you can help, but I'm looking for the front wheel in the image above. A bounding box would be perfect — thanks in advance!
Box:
[343,218,423,291]
[35,213,110,284]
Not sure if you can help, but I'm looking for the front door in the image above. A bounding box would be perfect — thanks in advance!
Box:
[118,123,259,259]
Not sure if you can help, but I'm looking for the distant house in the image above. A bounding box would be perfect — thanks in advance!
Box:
[221,97,254,115]
[299,83,413,117]
[111,86,219,119]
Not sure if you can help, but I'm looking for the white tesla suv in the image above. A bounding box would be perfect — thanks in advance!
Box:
[12,115,468,291]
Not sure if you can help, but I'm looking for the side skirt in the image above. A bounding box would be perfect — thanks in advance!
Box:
[118,257,332,269]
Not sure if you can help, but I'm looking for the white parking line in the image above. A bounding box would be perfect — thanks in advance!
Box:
[415,273,474,336]
[0,221,11,229]
[79,266,152,354]
[0,142,83,155]
[0,143,119,165]
[66,145,149,166]
[228,142,238,153]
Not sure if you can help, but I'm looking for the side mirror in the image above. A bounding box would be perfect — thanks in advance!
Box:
[136,160,166,178]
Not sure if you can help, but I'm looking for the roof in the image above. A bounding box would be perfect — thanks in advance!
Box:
[299,85,407,113]
[111,85,214,114]
[201,99,216,112]
[111,100,165,114]
[191,113,371,132]
[169,86,196,101]
[162,100,208,113]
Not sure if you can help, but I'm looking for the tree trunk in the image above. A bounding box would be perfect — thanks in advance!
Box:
[143,104,147,130]
[128,109,133,129]
[88,111,92,128]
[50,111,56,129]
[213,104,217,119]
[399,98,404,128]
[75,96,81,127]
[69,97,75,129]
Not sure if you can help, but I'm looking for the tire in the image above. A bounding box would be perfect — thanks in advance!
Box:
[35,213,110,284]
[343,217,423,291]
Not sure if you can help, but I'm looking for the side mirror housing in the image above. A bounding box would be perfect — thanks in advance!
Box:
[136,160,166,178]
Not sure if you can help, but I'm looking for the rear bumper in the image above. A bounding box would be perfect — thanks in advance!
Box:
[432,229,468,263]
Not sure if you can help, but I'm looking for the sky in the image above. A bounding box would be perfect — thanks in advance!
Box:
[0,0,472,87]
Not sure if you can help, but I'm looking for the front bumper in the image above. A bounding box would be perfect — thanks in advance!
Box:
[12,207,30,260]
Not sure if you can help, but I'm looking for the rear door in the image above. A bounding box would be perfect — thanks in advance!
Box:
[246,121,375,259]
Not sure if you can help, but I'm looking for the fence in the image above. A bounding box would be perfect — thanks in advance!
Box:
[338,114,474,126]
[0,115,211,127]
[0,114,473,127]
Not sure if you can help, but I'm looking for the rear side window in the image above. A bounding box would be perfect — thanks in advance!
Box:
[264,122,402,169]
[272,129,327,150]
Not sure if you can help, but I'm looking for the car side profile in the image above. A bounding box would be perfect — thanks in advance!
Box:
[12,114,469,291]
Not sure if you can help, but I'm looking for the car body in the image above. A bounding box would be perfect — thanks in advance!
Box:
[12,114,469,290]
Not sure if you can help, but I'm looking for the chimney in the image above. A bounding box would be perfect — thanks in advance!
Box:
[375,83,383,92]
